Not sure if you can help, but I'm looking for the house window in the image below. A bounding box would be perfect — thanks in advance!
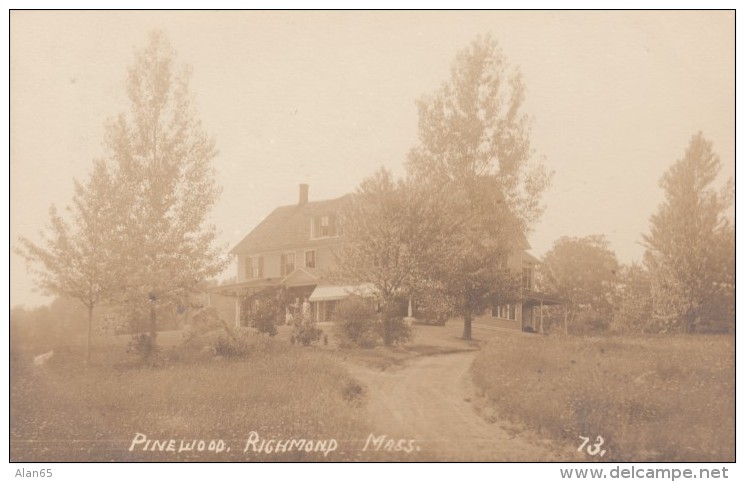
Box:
[245,256,262,279]
[492,303,517,321]
[312,215,337,238]
[305,250,316,268]
[281,252,296,276]
[522,267,532,290]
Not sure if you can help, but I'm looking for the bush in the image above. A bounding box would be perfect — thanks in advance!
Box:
[213,333,252,358]
[382,316,413,345]
[127,333,159,362]
[334,298,379,347]
[252,316,278,337]
[291,324,323,346]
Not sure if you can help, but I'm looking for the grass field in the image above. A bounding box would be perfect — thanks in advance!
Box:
[471,333,735,462]
[10,330,388,462]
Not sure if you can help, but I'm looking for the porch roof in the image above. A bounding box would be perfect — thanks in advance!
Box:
[308,283,377,302]
[209,278,283,297]
[522,290,566,306]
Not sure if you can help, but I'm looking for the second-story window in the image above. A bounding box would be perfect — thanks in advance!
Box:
[312,215,337,238]
[245,256,262,279]
[522,267,533,290]
[281,252,296,276]
[305,250,316,268]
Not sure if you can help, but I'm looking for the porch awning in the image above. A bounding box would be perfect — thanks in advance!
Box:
[308,283,377,302]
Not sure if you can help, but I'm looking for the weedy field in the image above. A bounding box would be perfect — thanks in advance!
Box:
[471,333,735,462]
[9,330,390,462]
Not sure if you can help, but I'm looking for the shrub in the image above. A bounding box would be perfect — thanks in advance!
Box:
[291,324,323,346]
[127,333,159,362]
[252,316,278,337]
[382,316,413,345]
[213,333,251,358]
[334,297,380,347]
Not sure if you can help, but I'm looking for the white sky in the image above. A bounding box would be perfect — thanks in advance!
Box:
[9,10,735,308]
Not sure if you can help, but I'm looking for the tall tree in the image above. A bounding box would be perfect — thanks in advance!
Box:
[104,30,227,341]
[406,35,550,339]
[643,133,734,333]
[16,160,119,364]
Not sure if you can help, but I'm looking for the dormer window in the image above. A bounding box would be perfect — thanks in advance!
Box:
[312,214,338,239]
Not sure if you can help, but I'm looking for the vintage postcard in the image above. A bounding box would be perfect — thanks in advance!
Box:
[9,9,735,472]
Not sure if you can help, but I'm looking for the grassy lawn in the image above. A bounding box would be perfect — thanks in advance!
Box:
[471,333,735,462]
[10,330,391,462]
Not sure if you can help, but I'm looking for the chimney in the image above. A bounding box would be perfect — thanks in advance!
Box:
[299,183,309,205]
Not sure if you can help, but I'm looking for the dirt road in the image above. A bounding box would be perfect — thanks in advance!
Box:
[346,350,563,461]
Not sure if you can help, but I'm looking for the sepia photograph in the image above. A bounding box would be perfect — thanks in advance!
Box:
[9,9,735,467]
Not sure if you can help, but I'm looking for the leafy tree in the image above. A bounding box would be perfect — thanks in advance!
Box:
[16,160,119,364]
[407,34,551,234]
[103,31,227,342]
[337,168,443,345]
[643,133,734,333]
[406,35,550,340]
[540,235,619,332]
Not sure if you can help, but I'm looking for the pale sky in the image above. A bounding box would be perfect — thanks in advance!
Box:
[9,10,735,308]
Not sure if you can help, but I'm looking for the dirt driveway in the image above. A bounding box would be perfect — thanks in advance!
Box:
[346,343,564,461]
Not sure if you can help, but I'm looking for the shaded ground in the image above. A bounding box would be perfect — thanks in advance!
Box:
[344,324,566,461]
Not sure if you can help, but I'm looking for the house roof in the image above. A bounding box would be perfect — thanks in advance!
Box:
[522,251,541,265]
[230,194,352,254]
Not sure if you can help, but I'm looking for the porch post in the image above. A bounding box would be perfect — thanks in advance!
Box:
[408,298,413,318]
[235,298,241,328]
[564,305,568,335]
[539,300,544,334]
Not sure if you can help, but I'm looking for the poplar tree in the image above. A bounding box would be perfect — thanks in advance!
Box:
[104,31,227,341]
[643,133,734,332]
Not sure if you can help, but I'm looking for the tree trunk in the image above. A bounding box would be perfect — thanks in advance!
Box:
[382,316,392,346]
[86,304,93,365]
[462,315,472,340]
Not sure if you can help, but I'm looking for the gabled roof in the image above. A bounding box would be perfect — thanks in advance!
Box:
[230,194,352,254]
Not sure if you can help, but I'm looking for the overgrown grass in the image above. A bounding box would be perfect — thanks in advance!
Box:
[471,334,734,462]
[10,331,384,462]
